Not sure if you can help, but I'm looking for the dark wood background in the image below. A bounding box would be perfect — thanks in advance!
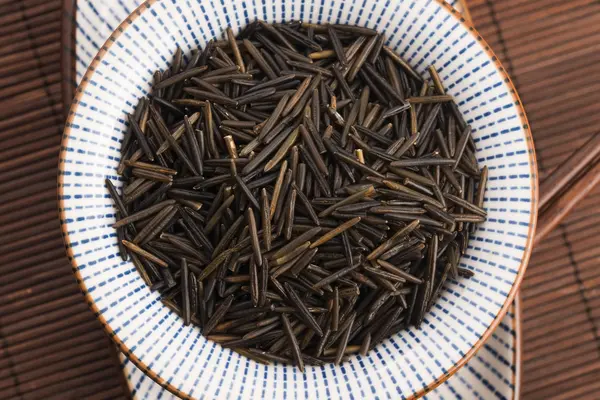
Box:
[467,1,600,398]
[0,0,130,398]
[0,0,598,398]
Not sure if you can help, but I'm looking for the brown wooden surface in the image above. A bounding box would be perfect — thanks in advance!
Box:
[538,133,600,212]
[468,1,600,399]
[535,132,600,244]
[0,1,129,399]
[1,0,599,399]
[536,157,600,245]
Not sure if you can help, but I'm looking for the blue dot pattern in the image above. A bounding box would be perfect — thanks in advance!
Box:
[62,0,535,398]
[119,301,519,399]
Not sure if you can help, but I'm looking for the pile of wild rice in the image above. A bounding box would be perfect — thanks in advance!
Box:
[107,21,487,370]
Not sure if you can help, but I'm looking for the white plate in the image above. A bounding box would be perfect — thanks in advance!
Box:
[71,0,469,82]
[118,301,520,399]
[62,0,532,398]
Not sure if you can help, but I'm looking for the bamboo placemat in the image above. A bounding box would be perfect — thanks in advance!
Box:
[1,0,599,399]
[0,0,130,398]
[467,1,600,399]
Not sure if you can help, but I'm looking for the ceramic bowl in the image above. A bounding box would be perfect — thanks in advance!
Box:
[59,0,537,398]
[120,299,521,399]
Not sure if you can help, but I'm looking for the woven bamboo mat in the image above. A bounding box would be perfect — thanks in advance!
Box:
[0,0,130,398]
[1,0,599,399]
[468,1,600,399]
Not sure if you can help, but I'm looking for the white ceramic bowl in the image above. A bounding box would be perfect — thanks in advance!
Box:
[120,299,521,399]
[59,0,537,398]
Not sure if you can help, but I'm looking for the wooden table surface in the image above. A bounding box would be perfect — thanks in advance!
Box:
[468,1,600,399]
[0,0,599,399]
[0,1,130,399]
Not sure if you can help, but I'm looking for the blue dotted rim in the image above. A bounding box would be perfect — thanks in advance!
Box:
[57,0,538,398]
[118,297,522,399]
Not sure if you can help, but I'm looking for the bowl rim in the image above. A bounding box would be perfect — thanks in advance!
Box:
[58,1,538,398]
[119,296,523,398]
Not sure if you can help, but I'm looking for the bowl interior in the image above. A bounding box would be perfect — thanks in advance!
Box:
[59,0,536,398]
